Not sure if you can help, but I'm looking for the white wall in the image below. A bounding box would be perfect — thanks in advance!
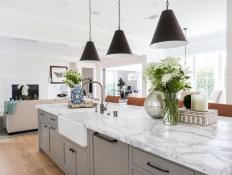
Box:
[0,50,79,113]
[164,31,226,57]
[226,0,232,103]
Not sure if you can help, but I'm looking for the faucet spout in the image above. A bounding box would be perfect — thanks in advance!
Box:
[82,80,107,114]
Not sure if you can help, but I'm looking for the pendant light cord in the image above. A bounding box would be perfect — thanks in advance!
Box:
[118,0,121,30]
[184,28,187,68]
[89,0,92,41]
[166,0,169,10]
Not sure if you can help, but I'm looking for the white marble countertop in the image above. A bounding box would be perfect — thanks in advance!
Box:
[36,103,95,116]
[37,103,232,175]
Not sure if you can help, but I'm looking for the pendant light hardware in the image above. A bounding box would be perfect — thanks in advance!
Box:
[89,0,92,41]
[184,28,188,68]
[150,0,188,49]
[166,0,169,10]
[80,0,100,61]
[106,0,132,55]
[118,0,121,30]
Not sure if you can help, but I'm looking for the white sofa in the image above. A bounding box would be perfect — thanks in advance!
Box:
[3,99,67,134]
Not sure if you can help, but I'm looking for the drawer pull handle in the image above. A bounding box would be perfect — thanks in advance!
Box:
[44,125,48,128]
[50,127,56,130]
[69,148,75,153]
[93,132,118,143]
[40,113,45,116]
[147,162,169,173]
[50,118,56,121]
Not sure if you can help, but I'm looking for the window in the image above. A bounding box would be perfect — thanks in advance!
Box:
[181,50,226,100]
[105,70,117,96]
[128,72,137,81]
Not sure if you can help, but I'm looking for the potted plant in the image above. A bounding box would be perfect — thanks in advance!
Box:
[118,78,125,91]
[118,78,125,98]
[64,70,83,105]
[145,57,191,125]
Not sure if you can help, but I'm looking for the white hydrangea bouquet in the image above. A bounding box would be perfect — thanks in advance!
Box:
[145,57,191,124]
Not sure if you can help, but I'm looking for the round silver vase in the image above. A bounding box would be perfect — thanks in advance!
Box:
[144,91,164,119]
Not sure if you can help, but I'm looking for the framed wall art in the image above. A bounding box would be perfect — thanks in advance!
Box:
[50,66,68,84]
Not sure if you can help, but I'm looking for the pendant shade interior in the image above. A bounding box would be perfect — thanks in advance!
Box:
[80,41,100,61]
[107,30,132,55]
[150,9,187,49]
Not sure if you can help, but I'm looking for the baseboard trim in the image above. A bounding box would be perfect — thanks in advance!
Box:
[8,129,38,135]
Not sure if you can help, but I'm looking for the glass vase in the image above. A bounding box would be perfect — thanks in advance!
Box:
[163,93,179,125]
[144,90,164,119]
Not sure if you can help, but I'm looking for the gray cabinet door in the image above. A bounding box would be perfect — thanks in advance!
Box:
[74,144,88,175]
[63,139,77,175]
[50,127,63,167]
[40,123,50,154]
[92,132,128,175]
[63,138,89,175]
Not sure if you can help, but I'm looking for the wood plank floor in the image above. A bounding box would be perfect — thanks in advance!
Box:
[0,133,64,175]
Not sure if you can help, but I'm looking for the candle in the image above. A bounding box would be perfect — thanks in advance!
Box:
[191,94,208,111]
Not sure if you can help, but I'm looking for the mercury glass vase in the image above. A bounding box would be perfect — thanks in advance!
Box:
[163,92,179,125]
[144,91,164,119]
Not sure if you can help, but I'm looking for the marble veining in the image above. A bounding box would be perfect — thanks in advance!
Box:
[37,103,232,175]
[36,103,95,116]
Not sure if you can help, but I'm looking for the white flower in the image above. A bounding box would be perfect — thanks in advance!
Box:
[161,73,172,85]
[22,85,29,96]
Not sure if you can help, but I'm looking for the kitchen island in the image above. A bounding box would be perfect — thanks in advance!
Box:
[37,103,232,175]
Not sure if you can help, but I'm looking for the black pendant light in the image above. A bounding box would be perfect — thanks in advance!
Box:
[107,0,132,55]
[80,0,100,61]
[150,0,188,49]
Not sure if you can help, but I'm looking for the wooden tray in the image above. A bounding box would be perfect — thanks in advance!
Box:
[68,102,97,109]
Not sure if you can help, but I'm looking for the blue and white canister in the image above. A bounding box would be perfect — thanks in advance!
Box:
[70,85,84,105]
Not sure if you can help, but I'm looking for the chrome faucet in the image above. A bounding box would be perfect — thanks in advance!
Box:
[82,80,107,114]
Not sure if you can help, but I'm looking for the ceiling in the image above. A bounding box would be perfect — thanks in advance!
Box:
[0,0,227,56]
[108,64,142,71]
[0,36,82,57]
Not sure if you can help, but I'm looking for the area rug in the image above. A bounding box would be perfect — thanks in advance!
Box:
[0,128,37,139]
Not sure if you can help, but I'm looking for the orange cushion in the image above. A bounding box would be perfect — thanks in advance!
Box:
[209,103,232,117]
[105,96,120,103]
[127,97,145,106]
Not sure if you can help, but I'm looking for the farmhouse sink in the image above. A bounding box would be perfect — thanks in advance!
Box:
[58,113,89,147]
[58,105,124,147]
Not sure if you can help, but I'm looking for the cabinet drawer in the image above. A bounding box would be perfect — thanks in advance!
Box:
[132,148,194,175]
[132,168,153,175]
[49,114,58,128]
[38,110,49,123]
[38,110,58,128]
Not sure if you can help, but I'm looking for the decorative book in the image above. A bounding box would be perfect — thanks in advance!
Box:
[178,108,218,126]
